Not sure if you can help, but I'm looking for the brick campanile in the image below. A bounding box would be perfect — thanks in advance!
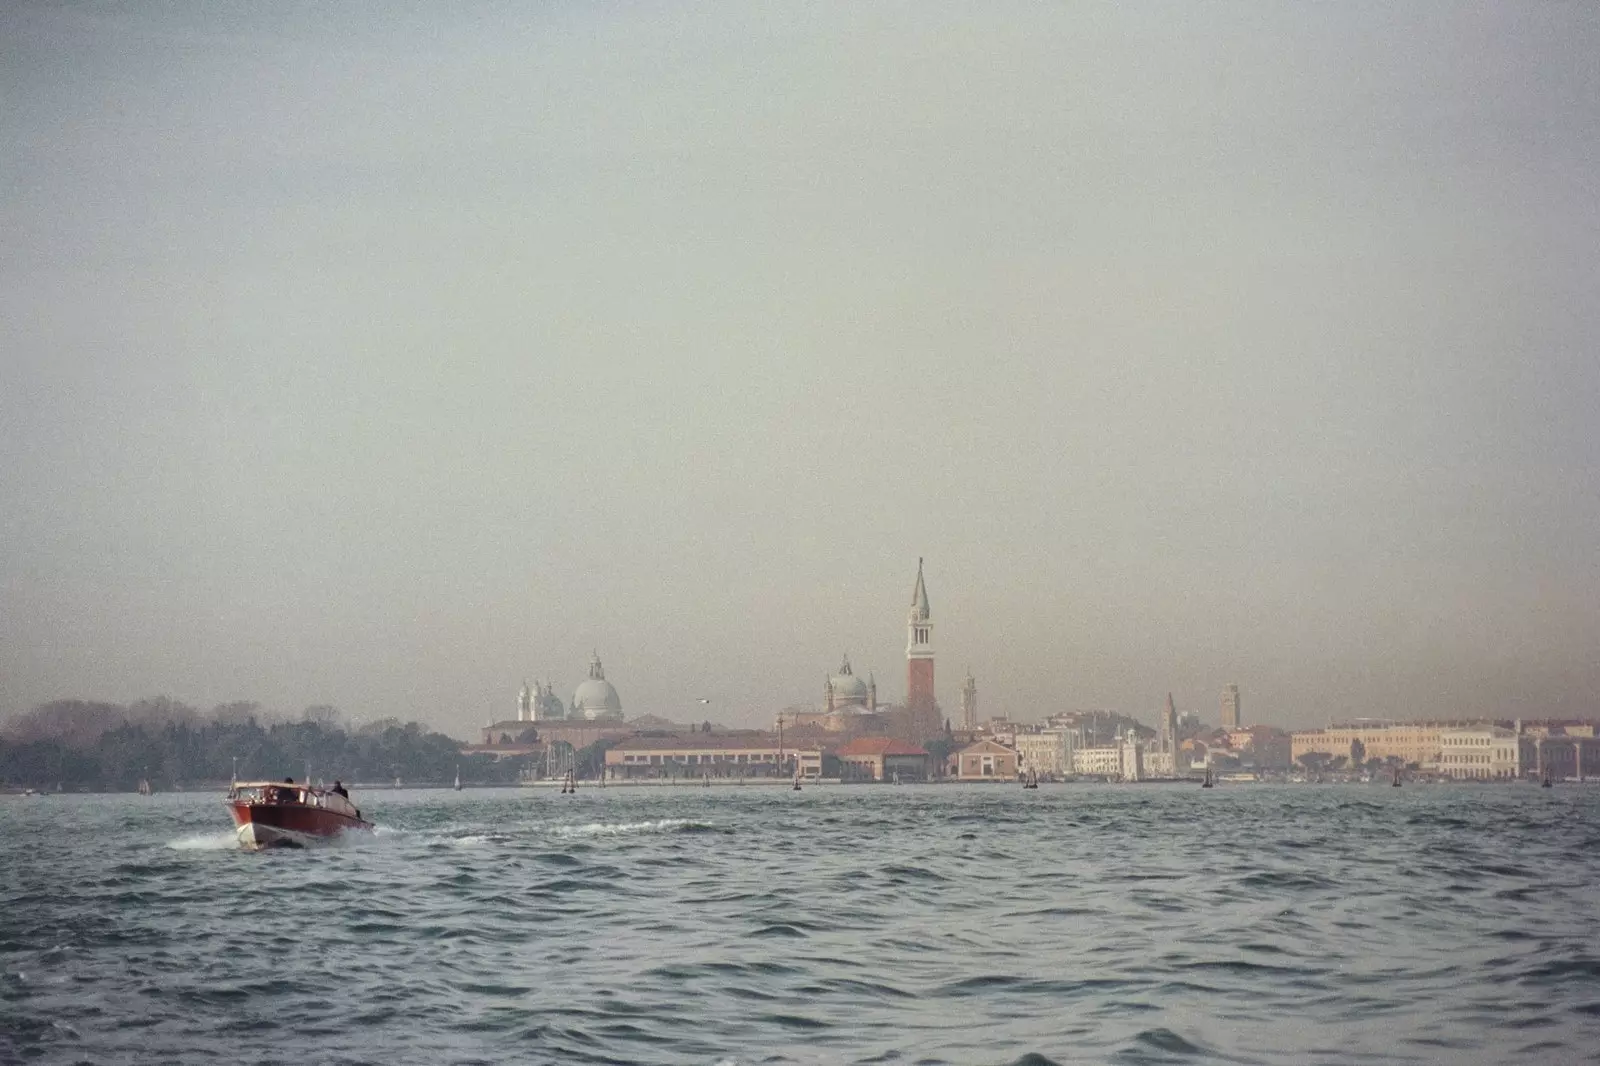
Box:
[906,558,935,713]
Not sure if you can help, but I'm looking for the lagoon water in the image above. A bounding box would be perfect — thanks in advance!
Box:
[3,783,1599,1065]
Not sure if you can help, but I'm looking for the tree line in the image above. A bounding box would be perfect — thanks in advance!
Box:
[0,698,525,791]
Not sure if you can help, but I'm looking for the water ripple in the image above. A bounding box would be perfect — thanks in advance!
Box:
[3,784,1600,1064]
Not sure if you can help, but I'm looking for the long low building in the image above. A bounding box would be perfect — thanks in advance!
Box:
[1438,726,1521,779]
[605,732,824,781]
[1291,721,1456,768]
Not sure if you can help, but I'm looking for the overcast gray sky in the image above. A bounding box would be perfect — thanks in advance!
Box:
[3,2,1597,735]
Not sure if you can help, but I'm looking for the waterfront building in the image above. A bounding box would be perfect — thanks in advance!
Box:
[955,738,1019,781]
[1013,730,1073,778]
[1290,721,1448,768]
[1143,750,1176,777]
[1073,745,1123,777]
[1438,726,1521,779]
[1221,684,1241,729]
[834,737,931,782]
[605,732,824,781]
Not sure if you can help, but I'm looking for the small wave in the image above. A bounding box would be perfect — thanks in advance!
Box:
[1128,1027,1209,1056]
[550,819,717,838]
[165,831,238,851]
[750,923,808,939]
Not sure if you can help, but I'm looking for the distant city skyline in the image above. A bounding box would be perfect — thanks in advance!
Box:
[3,4,1597,734]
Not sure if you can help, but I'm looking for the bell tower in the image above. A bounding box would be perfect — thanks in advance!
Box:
[906,558,935,714]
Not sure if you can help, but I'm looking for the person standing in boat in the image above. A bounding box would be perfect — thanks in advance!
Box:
[332,780,349,798]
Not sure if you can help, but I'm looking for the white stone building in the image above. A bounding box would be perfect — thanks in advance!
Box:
[1014,730,1074,778]
[1073,745,1124,778]
[1438,726,1520,779]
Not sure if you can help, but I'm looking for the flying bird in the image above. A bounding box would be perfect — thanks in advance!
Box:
[697,698,711,704]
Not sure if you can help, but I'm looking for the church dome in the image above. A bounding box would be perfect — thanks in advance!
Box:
[573,653,623,719]
[826,654,871,706]
[829,673,870,703]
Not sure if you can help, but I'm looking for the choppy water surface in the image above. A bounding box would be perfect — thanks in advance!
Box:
[4,783,1599,1065]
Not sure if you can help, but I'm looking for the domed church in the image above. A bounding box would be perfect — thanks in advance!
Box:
[571,652,624,721]
[824,654,877,716]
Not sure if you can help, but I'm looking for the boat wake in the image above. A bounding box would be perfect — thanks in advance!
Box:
[165,831,240,851]
[551,819,718,838]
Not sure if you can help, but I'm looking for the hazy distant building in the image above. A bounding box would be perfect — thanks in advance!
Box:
[1220,684,1241,729]
[1439,727,1521,779]
[517,679,565,722]
[569,653,625,721]
[1291,721,1445,768]
[606,732,824,781]
[1014,730,1072,778]
[1160,693,1179,764]
[960,670,978,730]
[505,653,624,728]
[908,557,934,713]
[834,737,931,782]
[824,654,878,715]
[955,738,1018,781]
[1073,744,1124,778]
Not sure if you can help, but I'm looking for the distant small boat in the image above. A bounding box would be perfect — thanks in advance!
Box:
[1201,767,1214,789]
[138,778,153,797]
[1392,767,1402,787]
[1542,770,1553,789]
[792,771,802,792]
[454,765,462,792]
[560,770,576,795]
[1022,769,1039,790]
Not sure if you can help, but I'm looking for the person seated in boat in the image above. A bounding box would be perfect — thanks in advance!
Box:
[283,776,295,784]
[331,780,348,798]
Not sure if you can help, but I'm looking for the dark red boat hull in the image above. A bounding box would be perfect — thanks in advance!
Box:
[228,802,372,849]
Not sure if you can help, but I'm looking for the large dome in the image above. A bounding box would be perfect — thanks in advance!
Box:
[573,653,623,720]
[826,654,871,707]
[829,673,870,703]
[572,679,622,718]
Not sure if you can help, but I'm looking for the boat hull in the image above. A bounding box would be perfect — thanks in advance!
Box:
[228,801,371,850]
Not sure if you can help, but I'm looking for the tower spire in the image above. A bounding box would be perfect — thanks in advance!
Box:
[910,556,930,620]
[906,558,935,727]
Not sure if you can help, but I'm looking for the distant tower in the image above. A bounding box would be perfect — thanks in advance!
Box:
[1220,684,1241,729]
[867,672,877,713]
[906,558,935,713]
[518,681,532,722]
[1161,692,1179,754]
[960,670,978,730]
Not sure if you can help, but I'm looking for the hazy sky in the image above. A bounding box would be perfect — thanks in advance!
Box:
[4,3,1598,735]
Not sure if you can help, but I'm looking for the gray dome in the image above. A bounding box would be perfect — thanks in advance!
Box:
[573,652,622,719]
[572,678,622,718]
[829,673,870,703]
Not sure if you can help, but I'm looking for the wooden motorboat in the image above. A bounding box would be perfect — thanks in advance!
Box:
[226,780,372,849]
